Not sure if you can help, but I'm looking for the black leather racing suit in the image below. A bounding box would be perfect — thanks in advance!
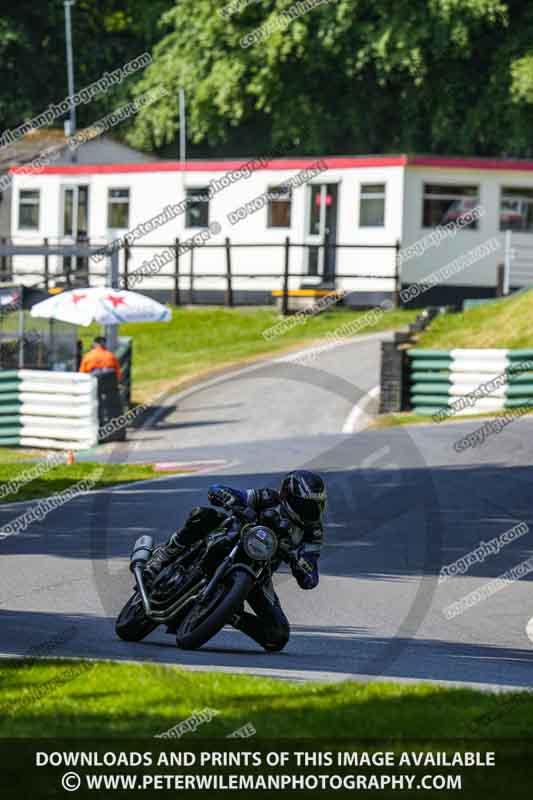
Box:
[166,484,323,652]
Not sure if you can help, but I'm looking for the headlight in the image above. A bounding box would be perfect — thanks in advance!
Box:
[241,526,278,561]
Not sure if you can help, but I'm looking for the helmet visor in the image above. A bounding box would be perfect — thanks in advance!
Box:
[289,495,324,524]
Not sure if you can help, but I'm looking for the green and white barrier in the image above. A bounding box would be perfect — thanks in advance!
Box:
[0,370,98,449]
[408,349,533,416]
[0,371,22,447]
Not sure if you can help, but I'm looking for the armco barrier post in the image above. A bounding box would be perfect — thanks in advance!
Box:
[379,341,403,413]
[379,332,412,413]
[398,334,413,410]
[96,372,126,443]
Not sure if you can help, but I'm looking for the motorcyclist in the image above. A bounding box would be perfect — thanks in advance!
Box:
[144,470,327,652]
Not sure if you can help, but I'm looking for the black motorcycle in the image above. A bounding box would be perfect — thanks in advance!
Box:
[115,510,297,650]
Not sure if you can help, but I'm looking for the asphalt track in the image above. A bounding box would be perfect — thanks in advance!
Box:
[1,331,533,689]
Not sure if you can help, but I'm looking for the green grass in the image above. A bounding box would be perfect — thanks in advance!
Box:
[0,659,530,738]
[370,413,439,428]
[0,448,44,465]
[81,306,416,403]
[0,458,185,504]
[377,290,533,429]
[372,408,533,429]
[417,289,533,350]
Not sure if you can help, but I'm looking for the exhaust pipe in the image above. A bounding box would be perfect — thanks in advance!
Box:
[130,535,154,616]
[128,534,208,623]
[133,566,152,617]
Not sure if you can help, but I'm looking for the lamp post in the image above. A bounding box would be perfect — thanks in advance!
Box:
[179,86,186,164]
[179,85,187,249]
[64,0,77,160]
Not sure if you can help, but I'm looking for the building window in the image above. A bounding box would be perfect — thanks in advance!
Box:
[18,189,40,230]
[107,188,130,229]
[359,183,386,227]
[267,186,291,228]
[63,188,74,236]
[500,187,533,233]
[423,184,479,229]
[185,187,209,228]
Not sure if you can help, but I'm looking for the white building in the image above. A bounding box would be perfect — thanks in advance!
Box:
[8,154,533,306]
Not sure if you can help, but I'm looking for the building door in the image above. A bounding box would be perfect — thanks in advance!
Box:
[62,185,89,284]
[305,183,338,282]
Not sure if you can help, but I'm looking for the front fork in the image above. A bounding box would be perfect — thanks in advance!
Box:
[199,546,268,604]
[200,543,240,604]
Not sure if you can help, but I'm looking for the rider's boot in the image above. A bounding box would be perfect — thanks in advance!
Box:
[143,531,186,584]
[144,506,226,584]
[230,607,245,628]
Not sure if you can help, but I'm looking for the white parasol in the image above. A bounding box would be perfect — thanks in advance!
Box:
[30,287,172,327]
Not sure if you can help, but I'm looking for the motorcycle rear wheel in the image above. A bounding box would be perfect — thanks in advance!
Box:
[175,568,253,650]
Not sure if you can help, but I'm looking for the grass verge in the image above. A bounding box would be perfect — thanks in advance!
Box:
[371,408,533,429]
[0,458,185,504]
[80,306,417,404]
[0,660,530,738]
[417,289,533,350]
[376,289,533,428]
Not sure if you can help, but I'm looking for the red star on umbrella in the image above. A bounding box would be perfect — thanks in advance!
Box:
[105,294,127,308]
[71,292,87,304]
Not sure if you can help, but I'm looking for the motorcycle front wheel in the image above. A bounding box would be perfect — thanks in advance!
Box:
[115,591,158,642]
[175,568,253,650]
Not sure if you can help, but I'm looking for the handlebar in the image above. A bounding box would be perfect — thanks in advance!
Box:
[228,512,298,565]
[230,506,257,524]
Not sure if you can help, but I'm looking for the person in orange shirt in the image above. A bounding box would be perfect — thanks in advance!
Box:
[79,336,123,381]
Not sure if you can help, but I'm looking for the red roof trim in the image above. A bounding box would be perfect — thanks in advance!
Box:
[11,154,533,176]
[408,155,533,172]
[10,155,408,175]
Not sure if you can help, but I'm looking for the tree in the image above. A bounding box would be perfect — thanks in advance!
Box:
[0,0,170,138]
[3,1,533,158]
[130,0,533,156]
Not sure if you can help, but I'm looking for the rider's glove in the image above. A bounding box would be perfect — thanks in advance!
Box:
[208,485,247,510]
[248,488,280,510]
[235,505,257,523]
[290,546,319,590]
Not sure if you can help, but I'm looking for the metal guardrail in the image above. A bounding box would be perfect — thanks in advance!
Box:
[0,369,98,449]
[408,348,533,416]
[0,237,402,312]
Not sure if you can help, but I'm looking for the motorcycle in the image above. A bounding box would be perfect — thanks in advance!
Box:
[115,509,298,650]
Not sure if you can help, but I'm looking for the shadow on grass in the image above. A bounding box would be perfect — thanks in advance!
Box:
[1,655,533,739]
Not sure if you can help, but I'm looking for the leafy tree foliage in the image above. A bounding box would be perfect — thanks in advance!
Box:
[129,0,533,157]
[3,1,533,156]
[0,0,170,134]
